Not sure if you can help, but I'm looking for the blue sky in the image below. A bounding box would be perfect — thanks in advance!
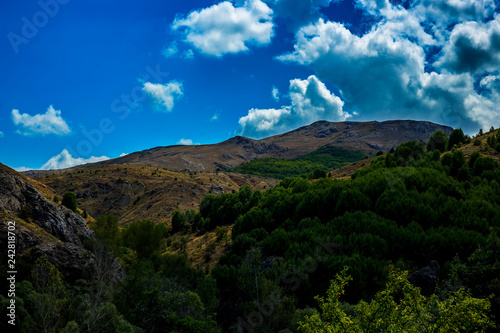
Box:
[1,0,499,170]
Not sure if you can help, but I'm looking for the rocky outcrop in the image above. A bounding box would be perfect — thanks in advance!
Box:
[210,184,224,194]
[0,163,95,281]
[408,260,440,296]
[314,122,339,138]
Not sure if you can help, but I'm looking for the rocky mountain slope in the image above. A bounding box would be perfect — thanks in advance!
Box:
[23,120,452,225]
[26,120,453,177]
[0,163,94,280]
[31,164,278,225]
[99,120,452,171]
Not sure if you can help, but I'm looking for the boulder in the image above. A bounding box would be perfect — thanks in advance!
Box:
[408,260,440,296]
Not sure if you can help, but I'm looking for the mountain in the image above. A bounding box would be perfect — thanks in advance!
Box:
[0,163,94,281]
[25,120,453,177]
[23,120,452,225]
[97,120,453,171]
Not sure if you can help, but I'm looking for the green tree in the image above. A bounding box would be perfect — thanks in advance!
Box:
[92,213,120,249]
[427,129,448,153]
[172,210,186,233]
[62,191,77,212]
[123,220,163,259]
[31,256,68,332]
[448,128,466,151]
[298,267,494,333]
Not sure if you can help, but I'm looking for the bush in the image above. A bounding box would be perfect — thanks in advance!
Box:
[427,129,448,153]
[61,192,77,212]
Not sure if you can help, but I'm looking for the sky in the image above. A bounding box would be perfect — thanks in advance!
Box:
[1,0,500,170]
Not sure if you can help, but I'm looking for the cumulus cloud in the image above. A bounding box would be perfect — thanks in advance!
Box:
[41,149,110,170]
[162,42,179,58]
[264,0,337,30]
[277,0,500,133]
[143,81,184,112]
[14,166,32,172]
[177,138,200,145]
[272,85,280,101]
[11,105,71,136]
[238,75,350,138]
[172,0,274,57]
[436,17,500,73]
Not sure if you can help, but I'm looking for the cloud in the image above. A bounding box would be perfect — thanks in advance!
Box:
[40,149,110,170]
[210,113,219,121]
[11,105,71,136]
[277,0,500,133]
[172,0,274,57]
[272,85,280,101]
[14,166,32,172]
[0,131,4,138]
[264,0,337,30]
[120,152,128,157]
[183,49,194,59]
[162,42,179,58]
[238,75,350,138]
[143,81,184,112]
[177,138,200,145]
[435,17,500,73]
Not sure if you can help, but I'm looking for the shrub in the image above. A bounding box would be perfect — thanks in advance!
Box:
[61,192,77,212]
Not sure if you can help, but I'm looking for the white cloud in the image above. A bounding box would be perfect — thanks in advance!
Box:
[0,131,4,138]
[172,0,274,57]
[464,74,500,130]
[177,138,200,145]
[277,0,500,134]
[264,0,337,30]
[143,81,184,112]
[238,75,349,138]
[277,18,427,119]
[435,16,500,73]
[177,138,193,145]
[162,42,179,58]
[210,113,219,121]
[272,85,280,101]
[40,149,110,170]
[183,49,194,59]
[14,166,32,172]
[11,105,71,136]
[119,152,128,157]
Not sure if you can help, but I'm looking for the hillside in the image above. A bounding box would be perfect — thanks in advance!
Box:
[26,120,452,225]
[0,163,95,281]
[4,127,500,332]
[26,120,453,176]
[33,163,278,225]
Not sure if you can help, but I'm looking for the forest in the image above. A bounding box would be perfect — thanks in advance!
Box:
[228,146,366,179]
[1,128,500,332]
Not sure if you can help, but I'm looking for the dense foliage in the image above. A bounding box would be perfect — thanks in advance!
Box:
[2,129,499,332]
[228,146,366,179]
[200,134,500,331]
[298,267,494,332]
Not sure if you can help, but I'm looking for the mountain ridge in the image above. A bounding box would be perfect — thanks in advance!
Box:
[25,120,453,176]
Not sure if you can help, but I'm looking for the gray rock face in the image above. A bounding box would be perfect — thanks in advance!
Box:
[0,164,96,281]
[210,184,224,194]
[0,165,92,245]
[314,122,339,138]
[408,260,440,296]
